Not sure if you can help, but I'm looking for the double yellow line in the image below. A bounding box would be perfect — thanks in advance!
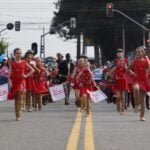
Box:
[66,109,95,150]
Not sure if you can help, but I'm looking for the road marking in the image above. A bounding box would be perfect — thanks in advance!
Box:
[66,109,82,150]
[85,113,95,150]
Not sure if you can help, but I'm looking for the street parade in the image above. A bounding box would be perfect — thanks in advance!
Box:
[1,1,150,150]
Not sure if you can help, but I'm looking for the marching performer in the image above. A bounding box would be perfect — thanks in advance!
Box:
[34,57,49,111]
[24,51,40,112]
[9,48,34,121]
[112,49,129,111]
[78,62,98,116]
[129,47,150,121]
[114,48,128,66]
[110,58,128,115]
[71,58,85,107]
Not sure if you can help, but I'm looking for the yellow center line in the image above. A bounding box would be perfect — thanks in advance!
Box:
[85,113,95,150]
[66,109,82,150]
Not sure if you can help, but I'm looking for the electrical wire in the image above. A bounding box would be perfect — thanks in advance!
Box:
[0,13,51,20]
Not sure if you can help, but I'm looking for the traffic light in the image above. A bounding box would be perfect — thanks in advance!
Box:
[31,42,38,55]
[70,17,76,28]
[106,3,114,17]
[15,21,21,31]
[7,23,14,30]
[41,45,44,53]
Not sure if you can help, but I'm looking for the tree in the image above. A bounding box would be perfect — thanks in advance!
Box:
[51,0,150,61]
[0,38,8,55]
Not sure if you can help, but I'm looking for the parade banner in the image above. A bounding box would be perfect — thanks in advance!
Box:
[92,68,103,80]
[49,84,65,102]
[0,83,9,102]
[88,89,107,103]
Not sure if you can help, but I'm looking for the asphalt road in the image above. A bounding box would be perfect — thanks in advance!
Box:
[0,92,150,150]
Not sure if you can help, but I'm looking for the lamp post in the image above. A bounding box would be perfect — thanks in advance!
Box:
[40,18,76,59]
[143,14,150,50]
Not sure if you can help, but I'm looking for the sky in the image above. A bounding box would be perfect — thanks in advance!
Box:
[0,0,93,59]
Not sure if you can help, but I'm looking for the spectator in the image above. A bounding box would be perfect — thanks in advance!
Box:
[58,53,74,105]
[56,53,63,67]
[0,59,9,84]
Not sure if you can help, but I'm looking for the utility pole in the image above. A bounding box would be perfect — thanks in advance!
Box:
[122,24,125,55]
[82,33,86,56]
[77,31,81,59]
[42,18,76,59]
[144,14,150,49]
[143,23,146,47]
[40,27,46,59]
[43,27,46,59]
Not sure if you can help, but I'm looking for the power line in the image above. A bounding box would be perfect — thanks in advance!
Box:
[0,2,54,4]
[21,28,49,30]
[0,22,51,26]
[0,13,51,20]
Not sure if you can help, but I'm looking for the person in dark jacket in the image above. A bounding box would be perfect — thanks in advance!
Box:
[58,53,74,105]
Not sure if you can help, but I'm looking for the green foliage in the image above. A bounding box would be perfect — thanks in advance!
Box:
[51,0,150,60]
[0,38,8,54]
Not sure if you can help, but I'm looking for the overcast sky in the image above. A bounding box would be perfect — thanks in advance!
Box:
[0,0,85,59]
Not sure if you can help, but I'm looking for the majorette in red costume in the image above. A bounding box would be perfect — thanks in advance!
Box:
[130,58,149,92]
[34,66,49,94]
[33,57,49,94]
[26,63,36,92]
[10,60,27,97]
[79,67,97,96]
[73,65,84,89]
[113,65,128,92]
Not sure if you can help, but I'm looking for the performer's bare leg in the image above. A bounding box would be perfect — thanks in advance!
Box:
[26,90,32,112]
[139,91,146,121]
[81,94,87,112]
[34,94,38,111]
[133,84,140,113]
[116,91,121,113]
[38,94,42,111]
[75,89,81,107]
[120,91,126,115]
[86,97,91,116]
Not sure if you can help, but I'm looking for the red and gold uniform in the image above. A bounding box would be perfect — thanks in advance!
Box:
[114,58,128,66]
[78,68,97,115]
[130,57,150,120]
[10,60,27,97]
[26,64,36,92]
[113,66,128,92]
[34,66,48,111]
[10,60,28,120]
[131,58,149,92]
[73,65,84,90]
[34,67,48,94]
[79,68,95,96]
[25,63,36,111]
